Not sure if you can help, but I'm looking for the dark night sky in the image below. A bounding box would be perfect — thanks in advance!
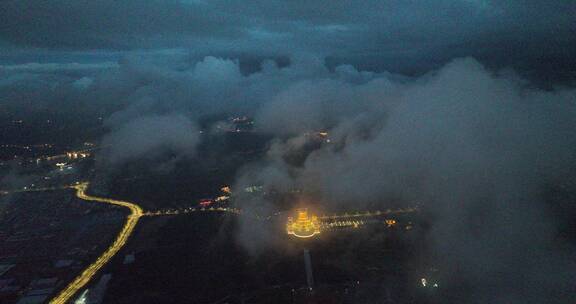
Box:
[1,0,575,79]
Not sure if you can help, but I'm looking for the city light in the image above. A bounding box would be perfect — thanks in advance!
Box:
[50,183,143,304]
[221,186,231,194]
[214,195,229,202]
[67,151,90,159]
[286,208,321,238]
[199,199,213,207]
[385,219,397,227]
[34,180,417,303]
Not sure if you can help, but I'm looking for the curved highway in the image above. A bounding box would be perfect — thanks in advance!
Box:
[50,182,143,304]
[34,182,416,302]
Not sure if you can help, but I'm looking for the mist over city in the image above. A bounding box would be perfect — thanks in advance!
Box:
[1,1,575,303]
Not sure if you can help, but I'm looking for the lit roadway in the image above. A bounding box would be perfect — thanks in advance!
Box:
[49,182,143,304]
[1,183,419,302]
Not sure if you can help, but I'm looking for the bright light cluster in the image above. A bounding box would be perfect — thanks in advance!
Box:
[286,208,321,238]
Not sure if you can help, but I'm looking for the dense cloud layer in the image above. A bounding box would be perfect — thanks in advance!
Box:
[1,2,575,302]
[100,114,199,167]
[1,40,575,303]
[231,58,576,303]
[1,1,575,80]
[2,1,574,53]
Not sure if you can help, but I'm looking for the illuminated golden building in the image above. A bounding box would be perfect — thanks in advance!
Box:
[286,208,320,238]
[385,219,397,227]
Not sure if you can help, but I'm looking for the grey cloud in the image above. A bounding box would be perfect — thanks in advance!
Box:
[0,62,118,72]
[1,2,575,300]
[100,114,200,167]
[0,23,573,299]
[0,0,245,49]
[1,1,574,80]
[234,57,576,302]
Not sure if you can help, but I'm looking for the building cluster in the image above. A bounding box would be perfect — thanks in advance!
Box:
[0,192,123,304]
[286,208,321,238]
[0,143,57,162]
[212,116,255,133]
[286,207,419,239]
[229,116,254,132]
[197,185,231,208]
[66,151,90,160]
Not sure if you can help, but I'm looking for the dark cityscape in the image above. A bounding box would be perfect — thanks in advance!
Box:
[1,1,576,303]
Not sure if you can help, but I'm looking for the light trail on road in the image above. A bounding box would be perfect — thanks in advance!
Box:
[143,206,241,217]
[50,182,143,304]
[3,182,419,302]
[317,207,419,220]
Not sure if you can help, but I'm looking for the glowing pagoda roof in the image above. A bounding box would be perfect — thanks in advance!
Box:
[286,208,320,238]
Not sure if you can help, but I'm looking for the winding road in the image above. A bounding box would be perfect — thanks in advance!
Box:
[50,182,143,304]
[2,182,417,303]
